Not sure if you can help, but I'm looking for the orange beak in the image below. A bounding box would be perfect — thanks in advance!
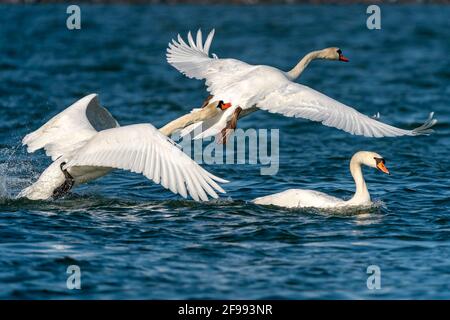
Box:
[339,54,349,62]
[221,102,232,110]
[377,162,390,175]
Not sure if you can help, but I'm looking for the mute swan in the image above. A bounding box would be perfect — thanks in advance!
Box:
[167,29,437,143]
[253,151,389,209]
[19,94,228,201]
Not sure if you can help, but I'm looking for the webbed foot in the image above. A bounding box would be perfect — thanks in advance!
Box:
[52,162,75,199]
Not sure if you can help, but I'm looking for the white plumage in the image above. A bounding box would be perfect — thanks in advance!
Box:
[22,93,119,161]
[253,151,390,209]
[20,94,227,201]
[258,83,436,138]
[253,189,344,209]
[167,29,436,139]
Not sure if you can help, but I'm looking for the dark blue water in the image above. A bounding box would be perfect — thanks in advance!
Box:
[0,4,449,299]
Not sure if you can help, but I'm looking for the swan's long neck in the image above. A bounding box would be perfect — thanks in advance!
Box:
[159,103,220,136]
[346,155,371,205]
[159,113,197,136]
[286,50,323,80]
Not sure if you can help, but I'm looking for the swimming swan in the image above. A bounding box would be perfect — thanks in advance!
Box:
[252,151,390,209]
[167,29,436,143]
[19,94,228,201]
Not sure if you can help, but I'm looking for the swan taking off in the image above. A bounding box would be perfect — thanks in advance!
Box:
[19,94,228,201]
[253,151,390,209]
[167,29,437,143]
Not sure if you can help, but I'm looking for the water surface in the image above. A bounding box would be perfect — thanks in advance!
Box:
[0,4,449,299]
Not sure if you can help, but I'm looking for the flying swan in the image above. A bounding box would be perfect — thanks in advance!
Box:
[253,151,390,209]
[167,29,437,143]
[18,94,228,201]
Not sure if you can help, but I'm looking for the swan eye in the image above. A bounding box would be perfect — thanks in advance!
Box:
[337,49,342,55]
[217,100,224,108]
[374,157,385,164]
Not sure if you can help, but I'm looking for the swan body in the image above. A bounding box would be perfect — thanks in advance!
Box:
[253,189,346,209]
[252,151,390,209]
[167,29,436,140]
[19,94,227,201]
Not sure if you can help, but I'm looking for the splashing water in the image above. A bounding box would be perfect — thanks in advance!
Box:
[0,4,449,300]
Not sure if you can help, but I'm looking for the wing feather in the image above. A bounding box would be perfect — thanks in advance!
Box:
[203,29,215,55]
[166,29,252,88]
[174,165,188,199]
[22,94,119,160]
[182,166,199,201]
[258,82,437,137]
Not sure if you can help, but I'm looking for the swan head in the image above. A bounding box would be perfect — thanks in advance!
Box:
[215,100,232,111]
[320,47,349,62]
[353,151,390,175]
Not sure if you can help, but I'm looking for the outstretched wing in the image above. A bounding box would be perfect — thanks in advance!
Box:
[258,82,437,137]
[22,94,119,160]
[166,29,253,97]
[65,124,228,201]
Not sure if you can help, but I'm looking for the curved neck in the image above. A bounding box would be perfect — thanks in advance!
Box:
[159,113,195,136]
[286,50,323,80]
[345,156,371,205]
